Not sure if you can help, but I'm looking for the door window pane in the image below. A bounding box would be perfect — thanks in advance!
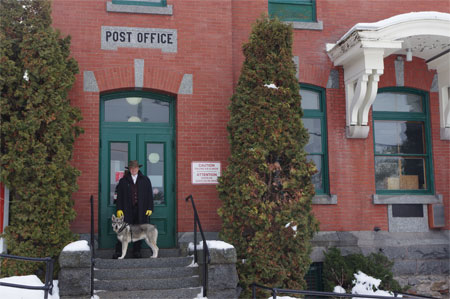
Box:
[375,157,426,190]
[147,143,165,205]
[303,118,322,153]
[105,97,169,123]
[374,121,425,155]
[110,143,128,205]
[373,92,422,112]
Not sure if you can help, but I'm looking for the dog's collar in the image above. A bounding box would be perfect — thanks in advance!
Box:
[117,223,128,233]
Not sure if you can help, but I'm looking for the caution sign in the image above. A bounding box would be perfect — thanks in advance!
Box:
[191,162,221,185]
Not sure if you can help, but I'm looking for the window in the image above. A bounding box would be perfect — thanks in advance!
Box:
[102,90,172,124]
[269,0,316,22]
[300,84,328,195]
[112,0,166,7]
[373,88,434,195]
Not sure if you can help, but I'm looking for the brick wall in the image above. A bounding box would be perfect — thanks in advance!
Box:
[50,0,450,235]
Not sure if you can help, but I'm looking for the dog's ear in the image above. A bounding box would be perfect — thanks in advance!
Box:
[112,214,116,221]
[119,215,124,220]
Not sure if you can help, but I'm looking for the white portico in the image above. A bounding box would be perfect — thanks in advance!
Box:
[327,12,450,139]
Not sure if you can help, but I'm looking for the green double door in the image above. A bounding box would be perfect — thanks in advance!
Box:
[99,91,176,249]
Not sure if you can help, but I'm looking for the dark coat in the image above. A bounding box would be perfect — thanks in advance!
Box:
[116,170,154,224]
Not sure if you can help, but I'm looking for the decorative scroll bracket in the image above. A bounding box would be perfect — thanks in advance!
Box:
[344,65,383,138]
[327,36,401,138]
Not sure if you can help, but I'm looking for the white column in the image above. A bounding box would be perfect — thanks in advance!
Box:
[427,52,450,140]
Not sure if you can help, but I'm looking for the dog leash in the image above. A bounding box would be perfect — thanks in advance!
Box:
[118,223,134,241]
[118,223,128,233]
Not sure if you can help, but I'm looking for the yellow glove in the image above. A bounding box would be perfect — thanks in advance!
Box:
[145,210,152,216]
[117,210,124,218]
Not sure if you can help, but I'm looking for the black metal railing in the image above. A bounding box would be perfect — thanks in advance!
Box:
[185,194,211,298]
[0,254,54,299]
[251,283,439,299]
[90,194,95,298]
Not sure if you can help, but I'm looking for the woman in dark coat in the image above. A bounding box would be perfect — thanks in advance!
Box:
[114,160,154,258]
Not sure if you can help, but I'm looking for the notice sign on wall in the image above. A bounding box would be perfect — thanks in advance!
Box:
[191,162,221,185]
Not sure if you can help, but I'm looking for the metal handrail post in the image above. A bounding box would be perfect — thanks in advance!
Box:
[185,195,211,299]
[194,215,198,263]
[44,257,54,298]
[90,195,95,298]
[203,238,208,297]
[272,288,278,299]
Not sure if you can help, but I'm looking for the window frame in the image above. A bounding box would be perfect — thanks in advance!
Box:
[300,83,329,195]
[268,0,317,23]
[112,0,166,7]
[372,87,435,195]
[101,90,174,129]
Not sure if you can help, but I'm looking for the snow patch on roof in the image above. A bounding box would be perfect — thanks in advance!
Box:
[337,11,450,44]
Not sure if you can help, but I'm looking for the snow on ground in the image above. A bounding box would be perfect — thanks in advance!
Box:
[352,271,402,298]
[265,271,402,299]
[0,276,59,299]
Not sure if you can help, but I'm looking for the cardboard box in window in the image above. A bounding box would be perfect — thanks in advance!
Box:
[400,175,419,189]
[387,175,419,190]
[387,177,400,189]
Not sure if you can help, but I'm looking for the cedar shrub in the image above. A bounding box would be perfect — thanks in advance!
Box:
[217,16,319,297]
[323,247,403,293]
[0,0,82,277]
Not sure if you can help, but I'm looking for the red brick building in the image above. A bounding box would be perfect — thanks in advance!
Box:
[4,0,449,293]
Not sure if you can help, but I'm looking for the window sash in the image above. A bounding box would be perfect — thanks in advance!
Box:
[374,120,426,155]
[269,0,316,22]
[373,88,433,195]
[112,0,166,7]
[301,84,328,194]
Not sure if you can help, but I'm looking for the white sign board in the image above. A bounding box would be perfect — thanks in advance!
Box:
[191,162,221,185]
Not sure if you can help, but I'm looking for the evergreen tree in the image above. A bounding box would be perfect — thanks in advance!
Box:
[217,17,319,297]
[0,0,82,276]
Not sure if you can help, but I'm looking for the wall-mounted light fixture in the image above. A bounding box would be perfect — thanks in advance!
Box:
[406,48,413,62]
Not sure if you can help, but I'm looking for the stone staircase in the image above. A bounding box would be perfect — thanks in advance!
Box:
[93,248,203,299]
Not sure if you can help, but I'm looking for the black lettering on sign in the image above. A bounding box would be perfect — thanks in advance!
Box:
[143,32,150,43]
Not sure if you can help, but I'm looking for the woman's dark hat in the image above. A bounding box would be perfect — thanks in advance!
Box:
[126,160,142,169]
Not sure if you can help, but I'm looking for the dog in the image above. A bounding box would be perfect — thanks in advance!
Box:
[111,214,159,259]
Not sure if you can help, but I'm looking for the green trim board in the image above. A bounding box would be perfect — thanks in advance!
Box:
[372,87,435,195]
[99,90,176,248]
[300,83,329,195]
[269,0,316,22]
[112,0,166,7]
